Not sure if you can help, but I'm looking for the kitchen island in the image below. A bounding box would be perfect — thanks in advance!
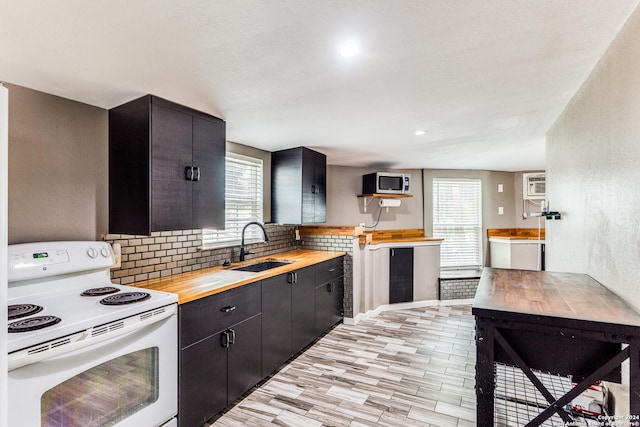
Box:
[473,268,640,425]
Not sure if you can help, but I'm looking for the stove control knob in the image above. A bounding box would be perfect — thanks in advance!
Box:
[87,248,99,259]
[100,248,110,258]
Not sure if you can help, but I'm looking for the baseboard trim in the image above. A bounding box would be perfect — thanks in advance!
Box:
[344,298,473,325]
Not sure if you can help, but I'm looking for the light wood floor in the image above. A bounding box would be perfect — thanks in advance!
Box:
[207,305,476,427]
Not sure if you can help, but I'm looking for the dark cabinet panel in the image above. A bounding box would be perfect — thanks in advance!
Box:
[179,331,228,427]
[291,265,316,353]
[180,282,261,349]
[152,180,192,232]
[227,315,263,404]
[272,147,326,224]
[315,277,344,334]
[261,273,292,376]
[109,95,225,235]
[192,116,225,230]
[151,103,192,181]
[315,257,343,285]
[178,283,262,427]
[389,247,414,303]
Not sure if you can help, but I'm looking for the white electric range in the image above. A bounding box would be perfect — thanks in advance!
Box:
[7,241,178,427]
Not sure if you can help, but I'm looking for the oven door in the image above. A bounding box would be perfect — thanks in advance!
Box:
[8,307,177,427]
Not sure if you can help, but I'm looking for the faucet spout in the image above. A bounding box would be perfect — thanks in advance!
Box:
[240,222,270,261]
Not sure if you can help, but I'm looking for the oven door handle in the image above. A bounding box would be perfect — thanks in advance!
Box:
[8,304,177,371]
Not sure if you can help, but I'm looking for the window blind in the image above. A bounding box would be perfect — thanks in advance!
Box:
[202,153,263,246]
[432,178,482,268]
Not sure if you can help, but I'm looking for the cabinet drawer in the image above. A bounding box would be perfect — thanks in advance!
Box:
[179,281,261,348]
[315,257,343,284]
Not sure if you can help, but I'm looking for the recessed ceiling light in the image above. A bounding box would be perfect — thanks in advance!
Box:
[339,41,360,58]
[415,130,426,136]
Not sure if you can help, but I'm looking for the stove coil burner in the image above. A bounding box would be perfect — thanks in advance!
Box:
[81,286,120,297]
[8,315,62,333]
[8,304,43,320]
[100,292,151,306]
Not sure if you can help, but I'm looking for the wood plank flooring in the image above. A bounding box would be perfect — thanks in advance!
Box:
[206,305,476,427]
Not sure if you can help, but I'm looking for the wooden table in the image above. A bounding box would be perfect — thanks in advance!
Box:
[473,268,640,426]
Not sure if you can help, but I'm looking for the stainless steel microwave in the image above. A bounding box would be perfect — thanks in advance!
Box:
[362,172,411,194]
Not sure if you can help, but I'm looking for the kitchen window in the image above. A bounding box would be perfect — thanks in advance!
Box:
[203,153,263,247]
[432,178,482,269]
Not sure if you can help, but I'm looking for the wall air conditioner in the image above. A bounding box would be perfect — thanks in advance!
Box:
[523,172,545,200]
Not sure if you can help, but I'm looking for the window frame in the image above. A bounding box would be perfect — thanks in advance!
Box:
[202,152,264,249]
[432,178,483,270]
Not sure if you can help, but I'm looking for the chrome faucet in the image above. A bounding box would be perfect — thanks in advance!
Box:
[240,221,269,261]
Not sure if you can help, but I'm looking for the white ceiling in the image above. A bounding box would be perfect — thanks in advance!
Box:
[1,1,638,171]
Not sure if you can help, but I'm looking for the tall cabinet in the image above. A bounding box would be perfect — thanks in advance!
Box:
[109,95,225,235]
[271,147,326,224]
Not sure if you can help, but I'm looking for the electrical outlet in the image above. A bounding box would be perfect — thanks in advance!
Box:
[498,184,504,193]
[498,206,504,215]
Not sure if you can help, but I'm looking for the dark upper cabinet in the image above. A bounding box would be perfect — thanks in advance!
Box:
[272,147,326,224]
[109,95,225,235]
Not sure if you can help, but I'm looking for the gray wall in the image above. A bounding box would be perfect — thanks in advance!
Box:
[226,141,272,223]
[6,85,271,244]
[422,169,517,267]
[546,6,640,311]
[7,83,536,260]
[326,165,424,230]
[7,83,108,244]
[514,171,548,229]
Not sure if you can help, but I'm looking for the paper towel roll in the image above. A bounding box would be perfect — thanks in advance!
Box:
[378,198,402,208]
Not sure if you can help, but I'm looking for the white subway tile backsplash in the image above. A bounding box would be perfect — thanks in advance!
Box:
[106,224,297,285]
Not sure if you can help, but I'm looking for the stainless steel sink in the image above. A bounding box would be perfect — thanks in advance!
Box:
[232,260,292,272]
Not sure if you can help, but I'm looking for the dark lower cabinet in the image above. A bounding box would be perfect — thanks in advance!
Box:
[179,330,228,427]
[261,273,292,377]
[179,257,345,425]
[179,315,261,427]
[389,247,414,303]
[291,266,316,353]
[226,315,263,405]
[315,277,344,334]
[178,282,262,427]
[262,265,316,377]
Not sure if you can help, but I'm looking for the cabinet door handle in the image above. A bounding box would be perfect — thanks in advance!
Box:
[294,272,298,283]
[287,272,294,283]
[228,329,236,345]
[221,331,230,348]
[220,305,236,313]
[327,282,334,293]
[391,249,395,257]
[193,166,201,181]
[185,166,194,181]
[328,267,336,272]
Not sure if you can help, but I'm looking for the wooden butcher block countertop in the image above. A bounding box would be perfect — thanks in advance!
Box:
[297,226,442,245]
[131,249,345,304]
[487,228,545,241]
[473,268,640,331]
[362,229,443,245]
